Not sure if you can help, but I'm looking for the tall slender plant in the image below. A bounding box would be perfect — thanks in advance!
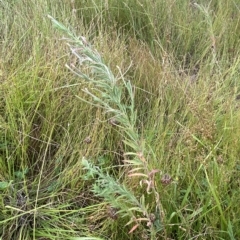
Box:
[48,15,165,238]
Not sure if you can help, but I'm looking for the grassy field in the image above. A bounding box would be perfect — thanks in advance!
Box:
[0,0,240,239]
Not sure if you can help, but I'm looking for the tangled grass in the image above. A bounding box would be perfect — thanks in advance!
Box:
[1,0,240,239]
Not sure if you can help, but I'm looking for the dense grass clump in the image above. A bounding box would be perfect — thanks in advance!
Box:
[1,0,240,239]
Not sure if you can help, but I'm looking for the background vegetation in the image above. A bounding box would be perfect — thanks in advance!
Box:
[0,0,240,239]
